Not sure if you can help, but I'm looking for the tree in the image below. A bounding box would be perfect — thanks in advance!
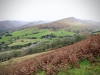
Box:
[11,51,21,57]
[0,36,2,39]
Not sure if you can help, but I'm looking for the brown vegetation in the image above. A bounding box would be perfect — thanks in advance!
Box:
[1,35,100,75]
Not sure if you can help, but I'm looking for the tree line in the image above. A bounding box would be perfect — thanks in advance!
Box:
[0,34,86,62]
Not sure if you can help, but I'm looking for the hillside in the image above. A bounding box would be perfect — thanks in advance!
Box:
[15,20,50,30]
[0,20,29,33]
[0,35,100,75]
[38,17,100,30]
[0,17,100,75]
[0,17,100,52]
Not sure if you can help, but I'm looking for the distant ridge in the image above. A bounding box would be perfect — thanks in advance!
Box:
[36,17,100,31]
[55,17,100,25]
[14,20,50,30]
[0,17,100,33]
[0,20,29,33]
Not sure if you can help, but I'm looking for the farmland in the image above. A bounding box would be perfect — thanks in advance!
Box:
[0,17,99,51]
[0,27,75,45]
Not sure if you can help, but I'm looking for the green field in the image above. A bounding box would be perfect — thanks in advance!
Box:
[8,39,39,46]
[0,27,75,47]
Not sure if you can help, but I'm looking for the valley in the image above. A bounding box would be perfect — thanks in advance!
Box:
[1,17,100,51]
[0,34,100,75]
[0,17,100,75]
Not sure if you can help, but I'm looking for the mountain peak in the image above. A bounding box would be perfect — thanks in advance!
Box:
[66,17,77,21]
[67,17,76,19]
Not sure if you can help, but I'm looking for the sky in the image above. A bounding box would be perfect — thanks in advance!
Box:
[0,0,100,22]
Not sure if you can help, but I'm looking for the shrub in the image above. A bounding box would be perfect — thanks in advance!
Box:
[9,35,100,75]
[0,36,2,39]
[11,51,21,57]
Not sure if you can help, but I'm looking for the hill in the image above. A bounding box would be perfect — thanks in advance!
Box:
[38,17,100,31]
[15,20,50,30]
[61,17,100,25]
[0,17,100,75]
[0,17,100,52]
[0,35,100,75]
[34,17,100,37]
[0,20,29,33]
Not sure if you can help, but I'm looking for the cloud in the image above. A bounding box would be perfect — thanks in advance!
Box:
[0,0,100,22]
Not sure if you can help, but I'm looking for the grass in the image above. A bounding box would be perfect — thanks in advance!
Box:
[0,51,50,66]
[11,27,37,37]
[53,29,74,37]
[67,58,100,75]
[8,38,54,47]
[0,27,75,46]
[0,36,12,44]
[69,25,85,32]
[33,70,46,75]
[26,29,52,39]
[68,60,91,75]
[0,55,99,75]
[0,27,37,44]
[0,26,76,46]
[8,39,40,46]
[57,71,67,75]
[32,57,100,75]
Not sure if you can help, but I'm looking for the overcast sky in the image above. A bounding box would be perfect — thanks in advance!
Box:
[0,0,100,22]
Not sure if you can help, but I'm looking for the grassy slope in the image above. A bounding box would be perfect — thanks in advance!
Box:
[60,57,100,75]
[1,48,99,75]
[0,49,59,66]
[8,39,40,46]
[53,29,74,36]
[0,27,75,46]
[34,57,100,75]
[0,50,100,75]
[0,35,100,75]
[0,51,50,66]
[0,17,99,45]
